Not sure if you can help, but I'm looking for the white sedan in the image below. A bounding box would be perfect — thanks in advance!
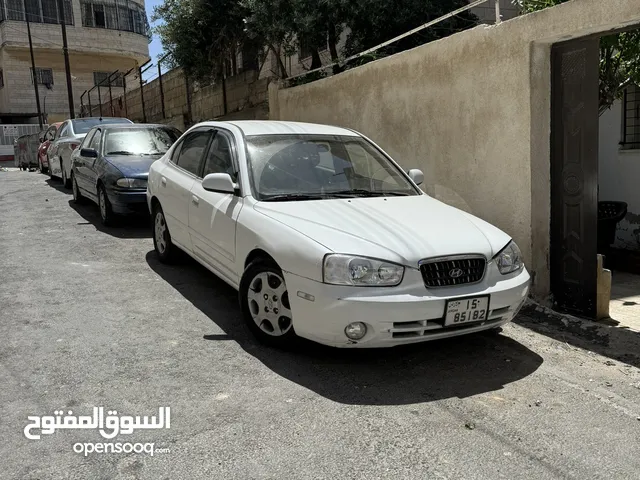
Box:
[147,121,530,348]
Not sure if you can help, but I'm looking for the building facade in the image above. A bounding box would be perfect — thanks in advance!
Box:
[0,0,149,123]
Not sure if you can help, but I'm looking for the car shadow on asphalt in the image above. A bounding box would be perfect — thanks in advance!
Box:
[68,200,151,239]
[45,177,68,194]
[146,251,544,406]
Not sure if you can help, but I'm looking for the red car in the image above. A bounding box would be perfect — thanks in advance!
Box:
[37,122,62,174]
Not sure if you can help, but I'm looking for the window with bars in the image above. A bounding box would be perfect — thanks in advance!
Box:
[1,0,73,24]
[622,85,640,150]
[93,71,124,87]
[80,0,147,36]
[31,67,54,86]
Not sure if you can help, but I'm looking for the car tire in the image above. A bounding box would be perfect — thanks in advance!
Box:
[239,258,299,349]
[152,204,177,263]
[71,173,85,204]
[97,185,114,226]
[61,160,71,188]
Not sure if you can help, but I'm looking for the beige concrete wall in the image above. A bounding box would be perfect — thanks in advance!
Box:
[0,48,137,120]
[270,0,640,300]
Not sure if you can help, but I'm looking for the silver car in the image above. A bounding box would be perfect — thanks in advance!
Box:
[48,117,133,188]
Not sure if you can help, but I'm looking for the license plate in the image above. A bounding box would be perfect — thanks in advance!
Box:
[444,296,490,326]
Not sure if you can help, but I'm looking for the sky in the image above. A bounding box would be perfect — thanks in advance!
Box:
[143,0,166,81]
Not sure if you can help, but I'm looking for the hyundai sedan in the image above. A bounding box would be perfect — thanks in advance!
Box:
[147,121,530,348]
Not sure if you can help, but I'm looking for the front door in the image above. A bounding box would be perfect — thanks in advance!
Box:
[189,129,244,285]
[550,38,599,318]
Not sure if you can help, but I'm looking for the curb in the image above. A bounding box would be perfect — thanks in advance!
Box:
[516,300,640,366]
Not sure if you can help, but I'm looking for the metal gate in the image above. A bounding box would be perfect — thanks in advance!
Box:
[550,38,600,318]
[0,124,45,161]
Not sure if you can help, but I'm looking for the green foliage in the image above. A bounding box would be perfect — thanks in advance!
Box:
[152,0,249,83]
[514,0,640,113]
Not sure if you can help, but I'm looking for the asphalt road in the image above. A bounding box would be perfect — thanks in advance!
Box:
[2,169,640,480]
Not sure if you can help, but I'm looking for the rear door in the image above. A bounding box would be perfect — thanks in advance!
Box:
[160,128,213,251]
[189,128,243,283]
[75,129,100,197]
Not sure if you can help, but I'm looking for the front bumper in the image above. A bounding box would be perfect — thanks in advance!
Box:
[107,189,149,215]
[284,267,530,348]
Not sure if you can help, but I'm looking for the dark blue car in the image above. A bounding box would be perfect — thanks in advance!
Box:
[70,124,181,225]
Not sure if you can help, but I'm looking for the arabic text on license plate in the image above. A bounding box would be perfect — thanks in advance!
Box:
[444,296,489,326]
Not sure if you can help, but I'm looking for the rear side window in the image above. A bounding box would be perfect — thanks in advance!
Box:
[175,130,212,177]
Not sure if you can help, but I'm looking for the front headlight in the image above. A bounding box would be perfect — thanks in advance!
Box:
[494,240,524,274]
[323,254,404,286]
[116,177,147,188]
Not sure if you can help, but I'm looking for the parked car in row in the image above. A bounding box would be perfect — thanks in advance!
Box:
[71,123,181,225]
[147,120,531,349]
[37,122,62,174]
[48,117,133,187]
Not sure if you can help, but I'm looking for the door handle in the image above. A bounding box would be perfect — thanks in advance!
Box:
[192,195,199,205]
[161,177,167,186]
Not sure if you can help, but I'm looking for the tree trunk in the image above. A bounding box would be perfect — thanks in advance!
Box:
[327,22,342,75]
[269,44,288,79]
[310,49,322,70]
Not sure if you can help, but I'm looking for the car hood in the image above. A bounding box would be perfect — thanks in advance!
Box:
[104,155,161,178]
[254,195,512,265]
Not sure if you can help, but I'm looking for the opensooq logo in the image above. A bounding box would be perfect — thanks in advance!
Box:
[24,407,170,440]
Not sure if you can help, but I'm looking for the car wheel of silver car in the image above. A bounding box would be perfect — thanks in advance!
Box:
[98,185,114,226]
[240,258,299,348]
[152,204,177,263]
[71,174,84,204]
[61,160,71,189]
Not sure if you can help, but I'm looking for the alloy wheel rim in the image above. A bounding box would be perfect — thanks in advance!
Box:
[155,212,167,254]
[99,190,107,220]
[247,272,292,336]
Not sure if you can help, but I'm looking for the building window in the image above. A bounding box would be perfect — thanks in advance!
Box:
[93,71,124,87]
[80,0,148,37]
[1,0,73,24]
[622,85,640,150]
[31,67,54,86]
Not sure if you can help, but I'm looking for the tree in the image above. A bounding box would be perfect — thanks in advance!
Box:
[152,0,249,83]
[343,0,478,58]
[514,0,640,115]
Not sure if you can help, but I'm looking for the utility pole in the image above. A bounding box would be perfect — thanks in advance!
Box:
[24,0,43,129]
[56,0,75,118]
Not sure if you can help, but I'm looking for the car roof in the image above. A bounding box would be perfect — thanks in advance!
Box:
[72,117,132,122]
[96,123,170,130]
[199,120,360,137]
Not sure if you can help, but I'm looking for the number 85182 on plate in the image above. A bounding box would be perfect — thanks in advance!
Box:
[444,296,490,326]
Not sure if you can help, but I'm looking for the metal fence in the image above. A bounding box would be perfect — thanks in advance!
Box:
[13,131,45,168]
[0,124,45,163]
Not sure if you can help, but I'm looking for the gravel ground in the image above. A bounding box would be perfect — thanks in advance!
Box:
[2,170,640,480]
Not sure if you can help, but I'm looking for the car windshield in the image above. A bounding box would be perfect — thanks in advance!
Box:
[245,134,419,201]
[71,118,131,134]
[104,127,180,156]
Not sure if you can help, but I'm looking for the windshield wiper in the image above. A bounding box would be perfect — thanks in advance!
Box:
[327,189,412,197]
[261,193,327,202]
[106,151,135,155]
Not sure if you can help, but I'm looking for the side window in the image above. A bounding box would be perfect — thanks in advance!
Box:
[60,125,70,138]
[202,131,235,177]
[55,123,66,139]
[81,130,96,149]
[175,130,212,177]
[89,129,102,151]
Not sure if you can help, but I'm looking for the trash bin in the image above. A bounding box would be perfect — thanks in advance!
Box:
[598,201,627,250]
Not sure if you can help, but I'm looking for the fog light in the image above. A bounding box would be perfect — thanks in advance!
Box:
[345,322,367,340]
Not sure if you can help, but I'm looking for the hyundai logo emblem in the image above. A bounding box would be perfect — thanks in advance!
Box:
[449,268,464,278]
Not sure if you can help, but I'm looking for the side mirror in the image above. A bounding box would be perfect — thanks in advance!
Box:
[80,148,98,158]
[408,168,424,186]
[202,173,238,194]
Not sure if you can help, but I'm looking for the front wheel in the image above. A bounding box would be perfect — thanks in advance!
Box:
[152,204,177,263]
[61,160,71,188]
[239,259,298,348]
[97,185,114,226]
[72,174,85,204]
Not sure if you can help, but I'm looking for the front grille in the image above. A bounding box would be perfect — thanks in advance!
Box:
[419,256,486,288]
